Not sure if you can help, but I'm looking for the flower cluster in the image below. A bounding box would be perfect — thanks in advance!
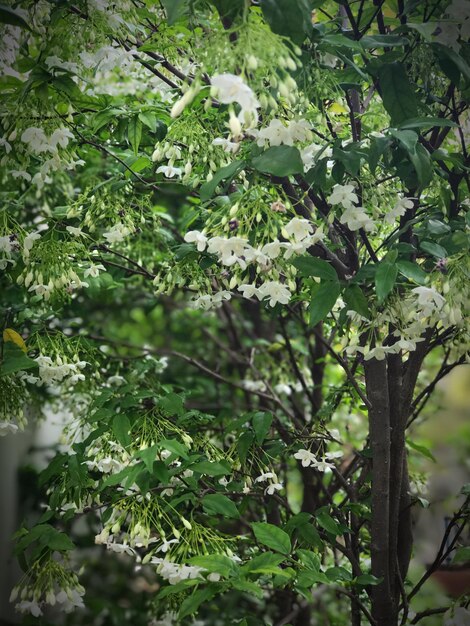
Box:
[252,118,312,147]
[35,354,88,387]
[328,184,375,232]
[10,559,85,617]
[294,449,342,472]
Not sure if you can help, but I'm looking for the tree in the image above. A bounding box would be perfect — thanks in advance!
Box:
[0,1,469,625]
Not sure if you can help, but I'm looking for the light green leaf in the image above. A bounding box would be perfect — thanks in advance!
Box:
[159,438,189,460]
[309,281,341,327]
[112,414,131,447]
[292,256,338,282]
[128,116,143,155]
[189,553,238,577]
[343,285,370,319]
[161,0,189,24]
[200,160,245,202]
[260,0,312,44]
[375,262,398,303]
[0,4,32,30]
[252,522,291,554]
[406,439,436,462]
[252,412,273,444]
[202,494,239,518]
[190,460,231,476]
[396,260,427,285]
[252,146,304,177]
[420,240,447,258]
[378,62,418,125]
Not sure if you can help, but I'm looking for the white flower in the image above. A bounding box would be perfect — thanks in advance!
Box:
[364,345,388,361]
[49,127,74,150]
[23,232,40,257]
[0,137,12,154]
[265,482,283,495]
[443,606,470,626]
[207,236,252,268]
[184,230,208,252]
[238,284,263,300]
[210,73,260,122]
[207,572,221,582]
[0,421,19,436]
[384,196,414,225]
[340,205,375,232]
[84,263,106,278]
[11,170,31,181]
[261,241,284,259]
[20,127,49,153]
[15,600,42,617]
[411,286,446,314]
[284,217,313,242]
[315,458,335,472]
[254,118,312,147]
[301,143,332,171]
[103,222,132,244]
[294,449,317,467]
[258,280,291,307]
[242,379,267,392]
[157,165,182,178]
[328,184,359,209]
[66,226,84,237]
[255,471,276,482]
[274,383,292,396]
[0,235,13,255]
[212,137,240,153]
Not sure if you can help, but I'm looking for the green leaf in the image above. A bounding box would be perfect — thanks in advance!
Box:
[419,240,447,258]
[315,509,342,536]
[291,256,338,282]
[159,393,185,416]
[237,431,254,463]
[252,412,273,444]
[189,554,238,577]
[202,494,239,518]
[398,117,459,130]
[260,0,312,44]
[252,522,291,555]
[161,0,189,24]
[252,146,304,177]
[452,547,470,564]
[46,531,75,552]
[375,262,398,303]
[159,438,189,460]
[309,281,341,327]
[242,552,285,574]
[200,160,245,202]
[0,343,37,377]
[112,414,131,447]
[135,444,159,473]
[179,588,216,619]
[343,285,370,319]
[389,128,418,154]
[190,460,231,476]
[361,34,408,48]
[0,4,32,30]
[378,62,418,125]
[128,116,142,155]
[406,439,436,462]
[355,573,383,586]
[396,260,427,285]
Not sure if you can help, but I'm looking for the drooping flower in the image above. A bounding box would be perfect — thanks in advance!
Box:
[294,448,317,467]
[258,280,291,307]
[328,184,359,209]
[184,230,208,252]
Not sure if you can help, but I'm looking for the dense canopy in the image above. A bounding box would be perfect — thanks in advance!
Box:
[0,1,469,625]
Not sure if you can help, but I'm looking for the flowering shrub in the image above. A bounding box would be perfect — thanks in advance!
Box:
[0,1,469,625]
